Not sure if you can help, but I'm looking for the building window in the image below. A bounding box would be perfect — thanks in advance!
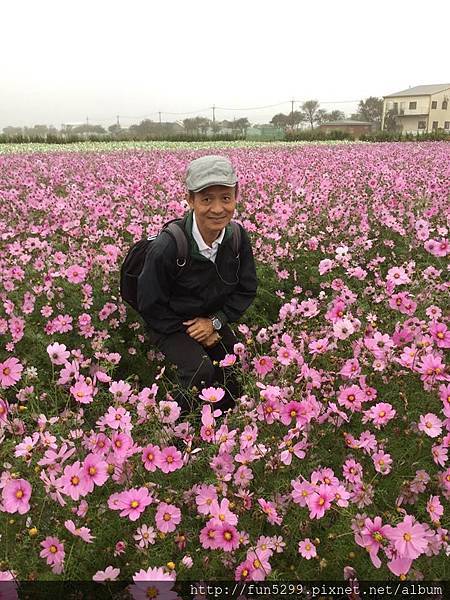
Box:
[445,121,450,129]
[409,101,417,109]
[432,121,438,130]
[443,101,448,110]
[431,101,437,109]
[418,121,426,129]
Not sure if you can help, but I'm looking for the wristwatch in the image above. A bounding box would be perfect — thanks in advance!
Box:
[210,315,222,331]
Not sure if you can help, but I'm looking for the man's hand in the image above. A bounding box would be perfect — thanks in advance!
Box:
[201,332,221,348]
[183,317,214,343]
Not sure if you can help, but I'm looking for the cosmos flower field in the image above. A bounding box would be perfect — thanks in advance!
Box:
[0,141,449,587]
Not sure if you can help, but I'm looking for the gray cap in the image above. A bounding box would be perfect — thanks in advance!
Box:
[186,155,237,192]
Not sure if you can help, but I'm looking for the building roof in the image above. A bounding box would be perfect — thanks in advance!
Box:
[384,84,450,98]
[320,120,373,126]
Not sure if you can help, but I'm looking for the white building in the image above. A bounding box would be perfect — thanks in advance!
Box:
[381,83,450,133]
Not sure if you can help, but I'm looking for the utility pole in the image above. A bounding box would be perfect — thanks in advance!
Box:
[291,98,294,131]
[116,115,120,129]
[86,116,89,127]
[158,111,161,124]
[212,104,216,134]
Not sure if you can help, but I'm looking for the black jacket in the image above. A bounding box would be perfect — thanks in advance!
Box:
[137,210,258,335]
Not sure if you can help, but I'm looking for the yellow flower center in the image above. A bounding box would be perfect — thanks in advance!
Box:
[71,476,79,485]
[131,500,139,508]
[16,490,24,499]
[403,533,412,542]
[163,513,171,521]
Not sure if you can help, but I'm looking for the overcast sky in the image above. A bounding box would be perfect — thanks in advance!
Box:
[1,0,449,129]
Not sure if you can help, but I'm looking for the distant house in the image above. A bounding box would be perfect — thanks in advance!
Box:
[318,120,374,138]
[381,83,450,134]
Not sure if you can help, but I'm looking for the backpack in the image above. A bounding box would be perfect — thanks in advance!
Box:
[120,216,242,312]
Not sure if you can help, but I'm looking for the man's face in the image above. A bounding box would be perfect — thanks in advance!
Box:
[187,184,237,238]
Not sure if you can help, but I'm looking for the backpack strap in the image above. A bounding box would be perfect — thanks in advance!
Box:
[230,221,242,258]
[163,220,190,267]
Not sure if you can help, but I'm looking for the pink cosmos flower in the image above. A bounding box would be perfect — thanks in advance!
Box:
[1,478,32,514]
[386,266,410,286]
[65,264,87,283]
[429,321,450,348]
[418,413,442,438]
[82,453,109,491]
[245,549,272,581]
[307,484,335,519]
[46,342,70,365]
[114,487,153,521]
[157,400,181,424]
[216,522,240,551]
[233,465,254,488]
[59,460,89,501]
[0,398,8,424]
[291,479,315,507]
[141,444,160,472]
[0,357,23,388]
[280,401,303,426]
[357,516,390,569]
[363,402,396,428]
[133,524,156,549]
[426,495,444,522]
[40,536,65,570]
[92,566,120,581]
[308,337,330,355]
[130,567,177,600]
[333,318,355,340]
[417,353,446,383]
[199,519,221,550]
[253,355,274,377]
[195,484,218,515]
[318,258,334,275]
[103,406,132,430]
[338,385,365,412]
[219,354,237,367]
[155,502,182,533]
[234,559,255,581]
[64,519,95,543]
[277,346,294,366]
[155,446,183,474]
[372,451,393,475]
[258,498,282,525]
[385,515,429,559]
[209,498,238,525]
[199,386,225,403]
[298,538,317,559]
[70,379,94,404]
[387,556,413,578]
[108,380,132,403]
[342,459,363,484]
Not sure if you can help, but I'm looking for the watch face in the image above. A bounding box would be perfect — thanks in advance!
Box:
[213,318,222,330]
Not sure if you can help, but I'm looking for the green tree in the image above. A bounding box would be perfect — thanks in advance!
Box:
[234,117,250,135]
[271,113,289,129]
[356,97,383,127]
[301,100,320,129]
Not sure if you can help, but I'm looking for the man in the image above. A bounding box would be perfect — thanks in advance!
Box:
[137,155,258,415]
